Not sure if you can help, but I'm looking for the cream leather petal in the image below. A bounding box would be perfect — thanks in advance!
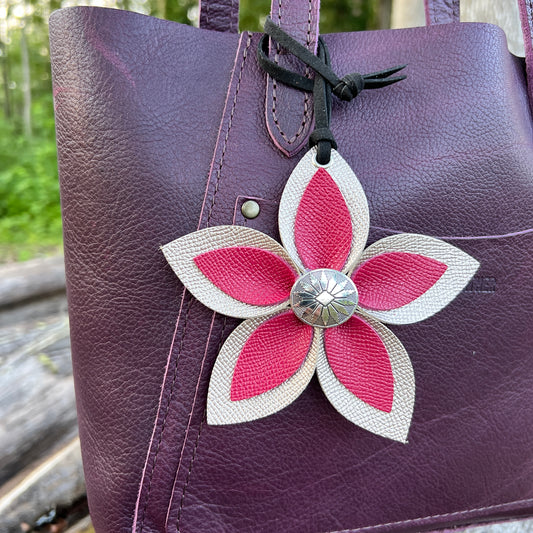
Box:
[162,226,299,319]
[207,311,320,425]
[351,233,480,325]
[278,147,370,273]
[317,312,415,443]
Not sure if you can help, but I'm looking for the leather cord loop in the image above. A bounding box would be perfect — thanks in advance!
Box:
[258,16,406,164]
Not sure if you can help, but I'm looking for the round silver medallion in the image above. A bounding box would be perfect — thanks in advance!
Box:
[290,269,358,328]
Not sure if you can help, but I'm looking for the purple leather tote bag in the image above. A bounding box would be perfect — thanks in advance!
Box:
[49,0,533,531]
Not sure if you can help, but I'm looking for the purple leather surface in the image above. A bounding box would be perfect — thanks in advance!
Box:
[518,0,533,108]
[265,0,320,156]
[424,0,460,25]
[199,0,239,33]
[49,6,533,533]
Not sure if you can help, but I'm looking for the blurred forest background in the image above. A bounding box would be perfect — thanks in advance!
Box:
[0,0,391,263]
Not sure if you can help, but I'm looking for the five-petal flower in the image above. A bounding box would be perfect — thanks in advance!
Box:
[162,149,479,442]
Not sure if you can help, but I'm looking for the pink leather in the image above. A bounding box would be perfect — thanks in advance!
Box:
[352,252,448,311]
[294,168,352,270]
[231,311,313,401]
[194,246,296,305]
[265,0,321,156]
[324,315,394,413]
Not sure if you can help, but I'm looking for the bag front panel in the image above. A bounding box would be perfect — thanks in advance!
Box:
[50,9,533,532]
[158,24,533,533]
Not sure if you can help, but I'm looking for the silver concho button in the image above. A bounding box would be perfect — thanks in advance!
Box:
[290,269,358,328]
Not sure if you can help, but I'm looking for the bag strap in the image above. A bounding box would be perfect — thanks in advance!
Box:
[198,0,320,154]
[518,0,533,109]
[263,0,321,156]
[424,0,460,25]
[199,0,533,139]
[199,0,239,33]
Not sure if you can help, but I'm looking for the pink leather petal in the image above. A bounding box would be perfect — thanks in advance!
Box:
[352,252,448,311]
[194,246,297,306]
[324,315,394,413]
[230,312,314,401]
[294,168,352,270]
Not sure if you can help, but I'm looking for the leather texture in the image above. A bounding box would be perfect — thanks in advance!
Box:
[350,234,479,325]
[265,0,321,156]
[353,252,448,311]
[229,311,313,401]
[206,309,319,425]
[199,0,239,33]
[427,0,533,106]
[49,2,533,532]
[162,225,297,318]
[518,0,533,106]
[278,149,370,275]
[193,245,296,305]
[293,167,353,270]
[424,0,460,25]
[316,312,414,442]
[324,315,395,412]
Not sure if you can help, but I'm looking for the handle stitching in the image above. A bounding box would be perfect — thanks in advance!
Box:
[270,0,314,145]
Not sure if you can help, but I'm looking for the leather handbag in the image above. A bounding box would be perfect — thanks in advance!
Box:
[49,0,533,531]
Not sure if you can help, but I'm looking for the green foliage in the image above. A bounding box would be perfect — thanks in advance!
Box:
[238,0,382,33]
[0,93,62,262]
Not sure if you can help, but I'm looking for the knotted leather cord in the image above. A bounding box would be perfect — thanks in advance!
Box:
[258,17,406,164]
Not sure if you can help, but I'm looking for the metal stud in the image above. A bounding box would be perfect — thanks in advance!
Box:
[241,200,260,219]
[290,269,358,328]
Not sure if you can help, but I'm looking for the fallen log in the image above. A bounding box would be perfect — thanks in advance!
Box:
[0,256,66,308]
[0,438,85,533]
[0,315,76,485]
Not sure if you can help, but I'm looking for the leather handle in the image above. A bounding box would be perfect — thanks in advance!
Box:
[199,0,239,33]
[424,0,460,25]
[264,0,321,156]
[198,0,321,155]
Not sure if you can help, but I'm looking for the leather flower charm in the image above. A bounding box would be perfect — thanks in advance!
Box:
[162,149,479,442]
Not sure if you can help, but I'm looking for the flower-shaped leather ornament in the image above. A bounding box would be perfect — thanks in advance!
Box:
[162,149,479,442]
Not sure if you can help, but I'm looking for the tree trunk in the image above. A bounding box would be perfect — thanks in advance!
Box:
[20,16,32,138]
[0,40,10,120]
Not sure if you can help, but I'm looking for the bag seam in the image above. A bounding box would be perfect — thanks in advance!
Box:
[175,316,229,532]
[328,498,533,532]
[137,295,195,531]
[134,31,252,533]
[163,32,253,530]
[206,33,253,224]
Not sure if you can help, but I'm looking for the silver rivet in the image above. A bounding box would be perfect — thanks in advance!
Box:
[241,200,260,219]
[290,269,358,328]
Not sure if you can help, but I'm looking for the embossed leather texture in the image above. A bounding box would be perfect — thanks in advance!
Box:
[49,0,533,531]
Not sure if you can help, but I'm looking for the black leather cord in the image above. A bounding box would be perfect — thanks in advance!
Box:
[258,16,406,164]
